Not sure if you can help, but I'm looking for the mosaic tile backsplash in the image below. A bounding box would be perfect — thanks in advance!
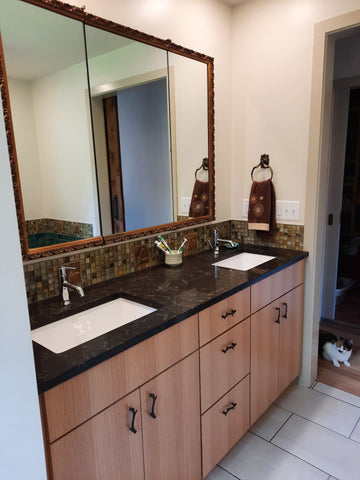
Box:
[23,220,304,304]
[26,218,93,236]
[26,219,94,249]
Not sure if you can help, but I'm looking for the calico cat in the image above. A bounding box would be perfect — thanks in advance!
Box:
[318,331,353,367]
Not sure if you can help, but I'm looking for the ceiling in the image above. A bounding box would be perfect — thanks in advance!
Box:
[220,0,247,5]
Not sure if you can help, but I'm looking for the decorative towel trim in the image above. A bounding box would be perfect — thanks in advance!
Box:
[248,222,270,231]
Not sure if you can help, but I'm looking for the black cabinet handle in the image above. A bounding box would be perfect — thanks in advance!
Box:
[129,407,138,434]
[149,393,157,419]
[112,195,119,220]
[221,309,236,319]
[282,302,288,319]
[275,307,280,323]
[222,342,237,353]
[222,402,237,416]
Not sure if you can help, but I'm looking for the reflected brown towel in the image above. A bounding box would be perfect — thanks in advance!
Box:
[248,179,276,232]
[189,180,210,217]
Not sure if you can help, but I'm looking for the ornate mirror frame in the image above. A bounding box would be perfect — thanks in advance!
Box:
[0,0,215,260]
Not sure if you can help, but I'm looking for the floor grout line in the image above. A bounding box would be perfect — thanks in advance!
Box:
[216,464,242,479]
[312,383,360,408]
[276,384,360,411]
[246,430,332,478]
[269,412,294,443]
[274,410,360,441]
[349,416,360,441]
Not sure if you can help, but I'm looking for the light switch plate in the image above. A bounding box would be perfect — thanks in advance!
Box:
[276,201,300,220]
[180,196,191,214]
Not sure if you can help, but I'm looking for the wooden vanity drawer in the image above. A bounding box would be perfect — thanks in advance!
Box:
[251,259,305,313]
[199,288,250,346]
[201,375,250,478]
[41,314,198,443]
[200,318,250,413]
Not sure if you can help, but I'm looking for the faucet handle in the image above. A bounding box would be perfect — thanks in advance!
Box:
[59,265,75,280]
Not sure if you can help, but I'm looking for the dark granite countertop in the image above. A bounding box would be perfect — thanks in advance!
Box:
[29,244,308,393]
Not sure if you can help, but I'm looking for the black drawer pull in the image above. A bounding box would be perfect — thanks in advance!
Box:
[149,393,157,419]
[223,402,237,416]
[275,307,280,323]
[282,302,288,319]
[129,407,138,434]
[221,309,236,319]
[222,342,237,354]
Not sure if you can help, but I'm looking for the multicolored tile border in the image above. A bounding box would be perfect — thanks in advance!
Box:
[231,220,304,251]
[23,220,303,304]
[26,218,93,238]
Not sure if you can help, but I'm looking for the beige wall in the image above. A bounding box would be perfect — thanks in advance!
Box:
[0,92,47,478]
[231,0,360,224]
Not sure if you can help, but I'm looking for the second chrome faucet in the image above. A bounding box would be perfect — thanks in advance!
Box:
[213,228,237,257]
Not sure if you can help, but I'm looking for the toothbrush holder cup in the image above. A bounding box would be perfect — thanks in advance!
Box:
[165,250,182,267]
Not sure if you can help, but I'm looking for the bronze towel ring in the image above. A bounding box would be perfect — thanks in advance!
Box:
[195,157,209,179]
[251,154,273,181]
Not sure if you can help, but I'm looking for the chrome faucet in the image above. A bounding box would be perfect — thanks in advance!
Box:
[58,266,84,306]
[214,228,236,257]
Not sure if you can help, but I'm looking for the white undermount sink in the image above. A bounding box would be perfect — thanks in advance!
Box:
[212,252,275,271]
[31,297,156,354]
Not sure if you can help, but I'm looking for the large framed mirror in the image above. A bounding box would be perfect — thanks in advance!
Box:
[0,0,214,260]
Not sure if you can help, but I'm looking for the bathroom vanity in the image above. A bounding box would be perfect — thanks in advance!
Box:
[30,245,307,480]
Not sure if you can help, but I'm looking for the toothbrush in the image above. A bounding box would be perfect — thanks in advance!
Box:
[157,235,170,252]
[178,238,187,253]
[154,240,167,252]
[158,235,173,254]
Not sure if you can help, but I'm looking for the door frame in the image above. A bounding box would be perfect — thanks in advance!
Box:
[301,9,360,387]
[90,67,178,236]
[321,86,350,320]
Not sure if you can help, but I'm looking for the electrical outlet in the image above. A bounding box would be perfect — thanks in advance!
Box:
[242,199,249,218]
[181,196,191,214]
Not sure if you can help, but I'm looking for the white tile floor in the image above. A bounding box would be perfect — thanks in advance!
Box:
[205,382,360,480]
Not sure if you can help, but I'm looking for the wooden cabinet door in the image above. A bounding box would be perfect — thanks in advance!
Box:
[49,389,144,480]
[201,375,250,478]
[42,314,198,443]
[250,299,280,424]
[140,352,201,480]
[278,284,304,394]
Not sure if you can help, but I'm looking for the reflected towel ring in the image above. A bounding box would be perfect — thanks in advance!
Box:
[195,157,209,179]
[251,154,273,181]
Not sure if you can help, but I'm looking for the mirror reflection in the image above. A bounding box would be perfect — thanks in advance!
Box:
[85,25,173,235]
[85,25,210,237]
[0,0,214,259]
[167,51,210,218]
[0,0,101,249]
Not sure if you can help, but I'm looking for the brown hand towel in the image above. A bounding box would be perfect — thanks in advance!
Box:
[189,180,210,217]
[248,179,276,232]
